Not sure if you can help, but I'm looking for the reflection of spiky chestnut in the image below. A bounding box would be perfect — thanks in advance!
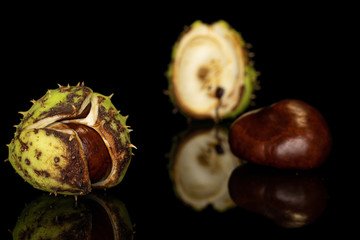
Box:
[12,193,133,239]
[169,126,243,211]
[167,20,258,120]
[7,83,135,195]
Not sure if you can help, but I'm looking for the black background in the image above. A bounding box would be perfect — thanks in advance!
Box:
[1,4,355,239]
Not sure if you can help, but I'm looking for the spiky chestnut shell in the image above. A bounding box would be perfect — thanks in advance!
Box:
[8,84,133,195]
[167,20,258,120]
[12,193,133,239]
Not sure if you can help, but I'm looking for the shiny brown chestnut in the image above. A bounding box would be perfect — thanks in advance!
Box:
[228,165,328,228]
[229,99,331,169]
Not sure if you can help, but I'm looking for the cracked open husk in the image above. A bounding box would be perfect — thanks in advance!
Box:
[8,84,133,195]
[167,20,258,120]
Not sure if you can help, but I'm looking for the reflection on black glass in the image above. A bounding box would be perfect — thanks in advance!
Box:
[169,125,244,211]
[228,164,328,228]
[12,193,133,240]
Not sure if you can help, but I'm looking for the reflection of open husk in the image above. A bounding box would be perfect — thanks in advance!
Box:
[169,126,243,211]
[228,165,328,228]
[12,193,133,240]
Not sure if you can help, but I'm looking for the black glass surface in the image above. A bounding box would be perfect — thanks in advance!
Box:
[1,7,353,239]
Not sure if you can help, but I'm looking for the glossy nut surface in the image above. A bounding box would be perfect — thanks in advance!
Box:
[229,99,331,169]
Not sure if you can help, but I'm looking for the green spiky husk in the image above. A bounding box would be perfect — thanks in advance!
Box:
[8,84,132,195]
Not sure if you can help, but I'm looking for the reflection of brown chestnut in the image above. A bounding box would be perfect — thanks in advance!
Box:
[229,99,332,169]
[228,165,328,228]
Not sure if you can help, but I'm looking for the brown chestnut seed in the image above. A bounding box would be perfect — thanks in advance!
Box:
[66,123,112,183]
[229,99,331,169]
[45,122,113,185]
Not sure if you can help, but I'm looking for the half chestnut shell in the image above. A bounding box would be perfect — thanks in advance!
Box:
[167,20,258,120]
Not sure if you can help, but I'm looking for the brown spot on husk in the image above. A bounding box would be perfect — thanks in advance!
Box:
[19,111,34,128]
[59,142,90,192]
[44,129,91,193]
[14,161,32,180]
[97,96,105,104]
[198,67,209,81]
[36,86,92,123]
[25,158,31,165]
[23,169,31,178]
[215,87,224,98]
[239,85,245,101]
[97,105,128,155]
[34,169,50,177]
[19,139,29,152]
[38,102,77,121]
[35,149,42,160]
[90,105,132,186]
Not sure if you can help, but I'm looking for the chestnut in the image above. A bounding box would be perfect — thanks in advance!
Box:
[7,84,134,195]
[228,165,328,228]
[229,99,331,169]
